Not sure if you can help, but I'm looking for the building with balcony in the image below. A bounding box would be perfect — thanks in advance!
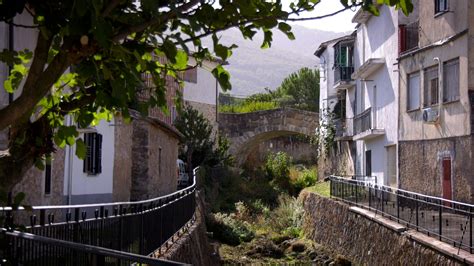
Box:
[397,0,474,203]
[316,4,401,187]
[315,34,356,178]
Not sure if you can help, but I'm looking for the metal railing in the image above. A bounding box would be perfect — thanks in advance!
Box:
[2,229,185,265]
[353,108,371,135]
[0,168,200,264]
[329,176,474,253]
[334,66,354,84]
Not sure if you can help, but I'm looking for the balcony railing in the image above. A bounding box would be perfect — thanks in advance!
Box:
[0,168,200,265]
[399,21,419,54]
[334,66,354,84]
[353,108,371,135]
[330,176,474,253]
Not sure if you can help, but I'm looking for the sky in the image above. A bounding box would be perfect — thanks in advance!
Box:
[284,0,359,32]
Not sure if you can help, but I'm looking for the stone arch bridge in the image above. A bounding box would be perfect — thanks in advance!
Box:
[218,108,319,165]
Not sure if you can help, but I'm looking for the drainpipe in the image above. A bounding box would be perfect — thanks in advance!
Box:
[433,57,442,119]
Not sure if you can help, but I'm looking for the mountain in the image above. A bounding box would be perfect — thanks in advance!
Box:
[204,25,347,96]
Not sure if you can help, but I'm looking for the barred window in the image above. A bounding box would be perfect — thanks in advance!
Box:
[83,133,102,175]
[443,58,460,103]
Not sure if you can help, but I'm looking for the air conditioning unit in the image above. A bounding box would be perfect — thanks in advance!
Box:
[422,108,439,124]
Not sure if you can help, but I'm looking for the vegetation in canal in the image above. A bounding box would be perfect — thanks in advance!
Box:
[200,151,347,264]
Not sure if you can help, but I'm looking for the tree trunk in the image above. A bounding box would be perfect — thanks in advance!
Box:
[0,118,54,197]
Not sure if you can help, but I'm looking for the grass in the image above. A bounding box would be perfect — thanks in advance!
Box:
[305,182,330,197]
[218,101,279,113]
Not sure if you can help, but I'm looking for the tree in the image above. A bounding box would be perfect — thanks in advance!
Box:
[0,0,413,192]
[277,67,320,111]
[174,105,232,175]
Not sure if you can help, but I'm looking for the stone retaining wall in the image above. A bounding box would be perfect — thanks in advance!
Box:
[301,191,467,265]
[155,191,218,265]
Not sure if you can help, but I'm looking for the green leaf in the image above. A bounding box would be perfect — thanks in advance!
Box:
[75,138,86,159]
[212,65,231,91]
[13,192,26,208]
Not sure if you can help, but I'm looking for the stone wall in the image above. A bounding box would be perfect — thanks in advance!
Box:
[155,191,217,265]
[130,117,181,201]
[112,116,133,202]
[218,108,318,165]
[301,191,467,265]
[12,147,65,206]
[399,135,474,203]
[317,140,355,179]
[185,100,217,136]
[246,136,316,166]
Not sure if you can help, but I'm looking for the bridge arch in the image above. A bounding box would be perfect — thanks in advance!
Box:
[218,108,319,165]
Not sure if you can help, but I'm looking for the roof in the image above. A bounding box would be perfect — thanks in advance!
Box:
[314,32,356,57]
[129,109,184,140]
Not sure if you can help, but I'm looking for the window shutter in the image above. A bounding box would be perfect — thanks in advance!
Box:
[95,133,102,174]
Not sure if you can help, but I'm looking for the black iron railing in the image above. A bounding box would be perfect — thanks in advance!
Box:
[334,66,354,84]
[330,176,474,253]
[2,229,185,265]
[353,108,371,135]
[0,168,200,264]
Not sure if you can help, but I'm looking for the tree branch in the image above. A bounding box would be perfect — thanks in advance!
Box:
[0,46,70,131]
[112,0,201,42]
[286,3,361,21]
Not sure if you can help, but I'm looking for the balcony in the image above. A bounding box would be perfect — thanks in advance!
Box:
[399,21,419,54]
[351,58,385,80]
[352,107,384,140]
[333,66,355,90]
[335,118,353,141]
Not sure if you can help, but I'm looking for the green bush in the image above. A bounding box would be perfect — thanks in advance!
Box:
[291,168,317,195]
[265,152,292,192]
[207,212,255,245]
[266,194,304,235]
[219,100,279,113]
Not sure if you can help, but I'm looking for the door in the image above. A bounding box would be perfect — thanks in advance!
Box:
[387,146,397,187]
[365,150,372,177]
[442,158,452,201]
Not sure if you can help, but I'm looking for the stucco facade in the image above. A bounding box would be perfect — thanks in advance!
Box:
[398,0,474,201]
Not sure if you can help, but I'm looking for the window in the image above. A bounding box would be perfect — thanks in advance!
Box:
[365,150,372,177]
[83,133,102,175]
[44,154,52,195]
[183,67,197,83]
[407,72,420,111]
[424,66,439,106]
[435,0,448,14]
[443,58,460,102]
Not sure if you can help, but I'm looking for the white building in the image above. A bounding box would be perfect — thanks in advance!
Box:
[316,5,401,187]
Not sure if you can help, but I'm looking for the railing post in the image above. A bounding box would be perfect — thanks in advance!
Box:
[381,187,384,213]
[139,203,144,255]
[369,186,372,208]
[397,190,400,222]
[470,206,473,254]
[119,205,123,251]
[329,178,333,198]
[355,182,358,204]
[439,199,442,241]
[415,195,419,229]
